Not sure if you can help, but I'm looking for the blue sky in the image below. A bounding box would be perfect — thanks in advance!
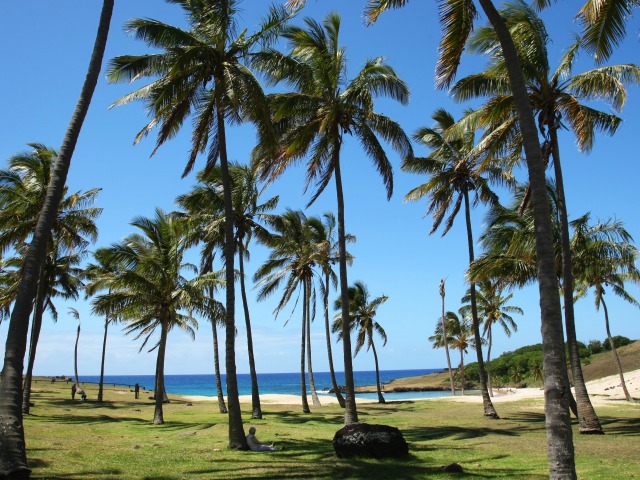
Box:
[0,1,638,377]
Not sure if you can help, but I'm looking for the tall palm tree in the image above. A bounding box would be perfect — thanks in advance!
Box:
[333,281,389,404]
[439,279,456,395]
[0,144,100,414]
[176,180,229,414]
[108,0,292,447]
[429,310,474,395]
[0,2,113,474]
[254,210,323,413]
[316,212,352,407]
[70,307,81,389]
[252,13,413,424]
[572,214,640,402]
[85,248,126,403]
[452,2,638,433]
[462,280,522,396]
[403,108,513,418]
[366,1,577,474]
[93,209,217,424]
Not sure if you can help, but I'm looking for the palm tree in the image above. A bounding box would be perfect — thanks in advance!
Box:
[108,0,292,447]
[572,214,640,402]
[0,2,113,474]
[439,279,456,395]
[254,210,323,413]
[366,1,577,474]
[429,310,474,395]
[0,143,100,414]
[85,248,126,403]
[452,2,638,433]
[252,12,413,424]
[404,108,513,418]
[333,281,388,404]
[316,212,352,407]
[93,209,217,424]
[462,280,522,396]
[70,308,81,389]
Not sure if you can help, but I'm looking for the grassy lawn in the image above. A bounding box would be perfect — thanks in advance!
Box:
[24,380,640,479]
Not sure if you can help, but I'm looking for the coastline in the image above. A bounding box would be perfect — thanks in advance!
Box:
[180,369,640,406]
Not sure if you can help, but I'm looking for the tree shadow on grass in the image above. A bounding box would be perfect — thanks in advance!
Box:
[402,424,520,443]
[598,415,640,436]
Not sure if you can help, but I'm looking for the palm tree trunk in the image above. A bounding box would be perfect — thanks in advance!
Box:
[601,296,632,402]
[371,341,385,404]
[440,280,455,396]
[153,321,168,425]
[460,348,466,396]
[487,326,493,397]
[215,82,246,449]
[74,324,81,388]
[549,128,603,433]
[0,4,113,475]
[463,190,498,418]
[300,280,311,413]
[22,267,47,415]
[333,145,358,425]
[98,317,109,403]
[324,271,345,407]
[238,243,262,419]
[477,1,576,476]
[306,278,321,406]
[211,318,228,414]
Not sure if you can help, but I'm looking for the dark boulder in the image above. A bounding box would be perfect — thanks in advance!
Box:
[333,423,409,458]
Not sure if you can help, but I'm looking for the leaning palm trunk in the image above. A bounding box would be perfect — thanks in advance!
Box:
[478,1,576,476]
[211,317,228,414]
[238,245,262,419]
[459,349,466,396]
[153,322,169,425]
[371,341,385,404]
[306,279,321,407]
[601,297,632,402]
[463,191,498,418]
[333,147,358,425]
[215,88,246,449]
[549,130,603,433]
[22,268,47,414]
[0,3,113,475]
[440,280,456,396]
[300,281,311,413]
[324,272,345,407]
[97,317,109,402]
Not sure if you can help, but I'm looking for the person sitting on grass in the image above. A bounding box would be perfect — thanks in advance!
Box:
[246,427,283,451]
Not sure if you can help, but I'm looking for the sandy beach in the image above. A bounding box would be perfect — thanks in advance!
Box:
[180,368,640,407]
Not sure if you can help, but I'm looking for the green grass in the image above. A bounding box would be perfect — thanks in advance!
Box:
[23,379,640,479]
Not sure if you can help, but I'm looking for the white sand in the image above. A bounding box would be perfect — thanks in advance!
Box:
[181,369,640,406]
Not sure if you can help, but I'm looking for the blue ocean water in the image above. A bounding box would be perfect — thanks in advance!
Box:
[82,369,451,401]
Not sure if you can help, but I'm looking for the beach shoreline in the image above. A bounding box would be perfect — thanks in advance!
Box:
[179,368,640,407]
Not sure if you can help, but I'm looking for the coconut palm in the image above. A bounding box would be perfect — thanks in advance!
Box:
[254,210,324,412]
[462,280,522,396]
[572,214,640,402]
[439,279,456,395]
[92,209,218,424]
[85,248,128,403]
[252,12,413,424]
[333,281,388,404]
[108,0,293,447]
[404,108,514,418]
[316,212,353,407]
[69,308,81,389]
[453,2,638,433]
[366,0,577,473]
[0,3,113,474]
[0,143,100,415]
[429,310,474,395]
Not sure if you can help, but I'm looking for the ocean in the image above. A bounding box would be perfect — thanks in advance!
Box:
[80,369,451,401]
